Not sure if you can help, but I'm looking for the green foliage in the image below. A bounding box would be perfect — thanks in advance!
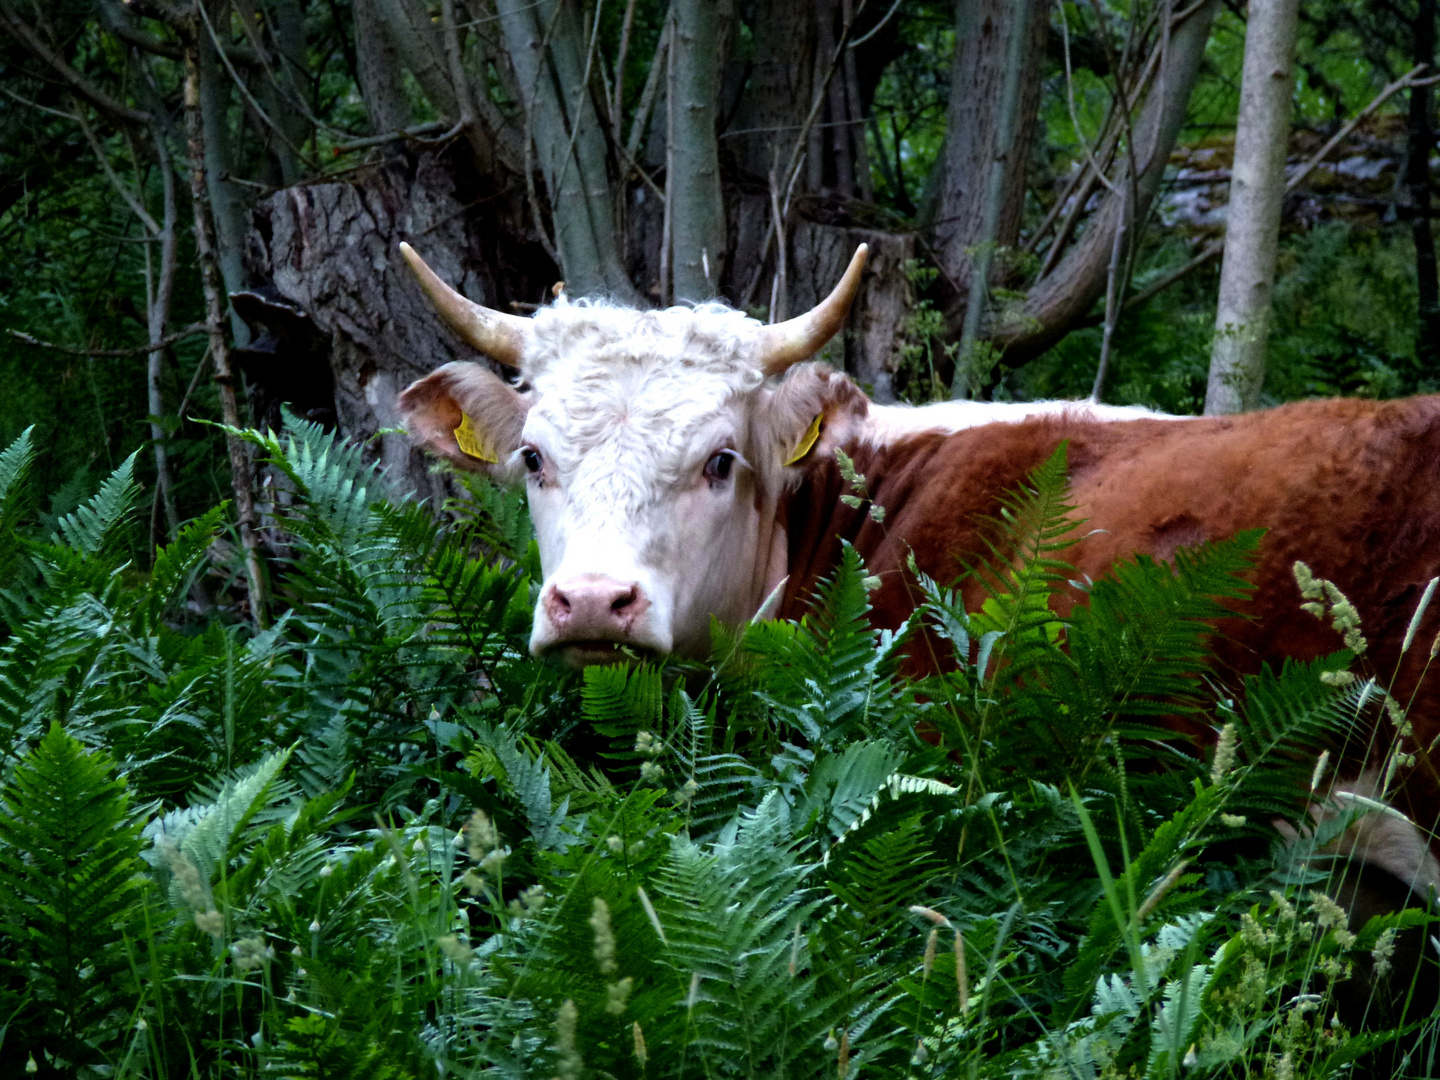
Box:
[0,723,149,1072]
[0,421,1431,1078]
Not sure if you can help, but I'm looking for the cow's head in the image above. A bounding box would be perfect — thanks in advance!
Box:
[398,243,870,665]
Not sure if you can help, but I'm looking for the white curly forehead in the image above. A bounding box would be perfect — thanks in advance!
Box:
[518,300,769,450]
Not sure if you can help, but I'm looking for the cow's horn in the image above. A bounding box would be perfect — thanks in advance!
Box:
[399,242,529,367]
[758,244,868,376]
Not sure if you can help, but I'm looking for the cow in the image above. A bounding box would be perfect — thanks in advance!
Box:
[396,243,1169,662]
[396,243,1440,1014]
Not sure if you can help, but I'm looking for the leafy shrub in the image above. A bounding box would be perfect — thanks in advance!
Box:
[0,419,1434,1078]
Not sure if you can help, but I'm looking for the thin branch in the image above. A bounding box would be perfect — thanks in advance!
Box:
[0,2,150,124]
[1109,63,1436,318]
[174,343,212,422]
[742,0,872,308]
[548,0,606,205]
[331,120,450,152]
[183,36,270,624]
[7,324,206,357]
[1057,0,1118,196]
[0,85,80,122]
[767,166,788,322]
[611,0,639,128]
[73,102,162,235]
[625,16,669,162]
[849,0,902,48]
[659,6,675,305]
[1090,179,1128,401]
[1288,63,1433,191]
[196,0,316,169]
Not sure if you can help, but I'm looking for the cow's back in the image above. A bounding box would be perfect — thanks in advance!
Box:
[779,395,1440,826]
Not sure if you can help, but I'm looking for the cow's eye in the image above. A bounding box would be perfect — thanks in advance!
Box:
[522,447,543,474]
[704,450,735,483]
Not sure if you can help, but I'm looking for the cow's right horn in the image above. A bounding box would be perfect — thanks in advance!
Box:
[757,244,868,376]
[399,242,529,367]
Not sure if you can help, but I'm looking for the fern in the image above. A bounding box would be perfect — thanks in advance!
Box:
[0,427,35,594]
[0,723,149,1064]
[738,542,915,748]
[133,504,227,633]
[151,749,297,901]
[51,449,142,557]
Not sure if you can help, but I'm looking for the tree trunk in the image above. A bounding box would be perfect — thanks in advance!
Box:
[932,0,1049,309]
[727,0,818,184]
[995,0,1219,362]
[353,0,412,135]
[244,152,553,496]
[948,0,1035,399]
[1204,0,1300,415]
[840,0,873,202]
[197,9,252,345]
[184,37,269,622]
[147,129,181,541]
[497,0,637,300]
[1408,0,1439,381]
[669,0,729,300]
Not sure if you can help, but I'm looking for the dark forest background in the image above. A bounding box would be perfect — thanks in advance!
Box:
[0,0,1435,548]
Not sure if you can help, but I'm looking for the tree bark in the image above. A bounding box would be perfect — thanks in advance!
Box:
[497,0,637,300]
[727,0,818,183]
[669,0,729,299]
[1204,0,1300,415]
[147,128,181,541]
[197,14,252,345]
[994,0,1219,362]
[1408,0,1439,380]
[932,0,1049,309]
[353,0,413,135]
[184,37,269,623]
[949,0,1035,399]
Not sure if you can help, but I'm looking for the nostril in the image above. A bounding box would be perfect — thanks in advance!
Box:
[552,588,572,613]
[611,586,638,613]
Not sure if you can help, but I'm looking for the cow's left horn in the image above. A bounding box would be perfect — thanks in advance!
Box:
[399,242,529,367]
[757,244,868,376]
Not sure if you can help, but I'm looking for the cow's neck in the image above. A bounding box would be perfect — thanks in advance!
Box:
[759,395,1174,625]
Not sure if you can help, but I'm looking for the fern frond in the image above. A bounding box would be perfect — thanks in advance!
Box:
[0,723,149,1055]
[134,504,227,632]
[52,449,141,556]
[152,749,297,899]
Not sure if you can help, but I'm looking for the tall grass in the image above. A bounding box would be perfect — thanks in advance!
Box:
[0,416,1434,1078]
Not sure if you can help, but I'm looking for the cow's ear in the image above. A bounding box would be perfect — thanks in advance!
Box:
[399,362,530,478]
[764,362,870,471]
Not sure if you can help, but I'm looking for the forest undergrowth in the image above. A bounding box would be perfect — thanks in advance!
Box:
[0,414,1437,1078]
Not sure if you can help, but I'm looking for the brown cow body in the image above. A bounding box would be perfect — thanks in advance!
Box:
[781,395,1440,835]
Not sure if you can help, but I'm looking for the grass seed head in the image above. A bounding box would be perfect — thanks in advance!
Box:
[589,897,617,975]
[1211,723,1237,785]
[465,810,498,860]
[438,934,474,964]
[554,999,581,1080]
[232,936,275,971]
[955,930,970,1012]
[1293,561,1322,600]
[1372,927,1397,979]
[158,841,207,910]
[633,1021,647,1066]
[606,977,634,1015]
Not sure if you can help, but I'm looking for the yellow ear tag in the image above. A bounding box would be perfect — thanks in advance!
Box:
[453,413,498,463]
[784,413,824,466]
